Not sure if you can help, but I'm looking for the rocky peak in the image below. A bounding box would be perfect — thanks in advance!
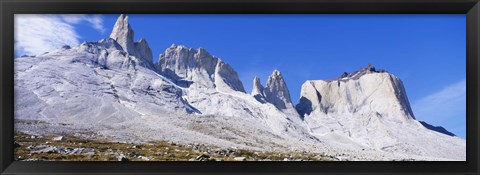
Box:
[157,44,245,92]
[110,14,135,54]
[157,44,217,81]
[109,14,154,67]
[263,70,293,109]
[251,76,267,103]
[214,60,246,93]
[251,76,265,96]
[297,68,415,122]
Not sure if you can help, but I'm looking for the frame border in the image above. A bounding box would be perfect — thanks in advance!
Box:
[1,0,479,174]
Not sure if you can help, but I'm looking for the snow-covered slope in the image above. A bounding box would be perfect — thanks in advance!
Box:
[14,14,466,161]
[296,65,466,160]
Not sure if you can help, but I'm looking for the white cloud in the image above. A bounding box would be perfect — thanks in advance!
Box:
[60,14,106,33]
[14,14,105,56]
[412,79,466,122]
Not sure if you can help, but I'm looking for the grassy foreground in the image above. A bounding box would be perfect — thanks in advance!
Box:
[14,132,334,161]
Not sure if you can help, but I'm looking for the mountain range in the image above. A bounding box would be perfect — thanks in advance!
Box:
[14,14,466,161]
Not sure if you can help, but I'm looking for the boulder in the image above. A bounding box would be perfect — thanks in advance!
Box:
[234,157,246,161]
[52,136,66,141]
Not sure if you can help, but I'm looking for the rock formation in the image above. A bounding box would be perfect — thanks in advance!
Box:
[110,14,154,68]
[13,14,466,161]
[156,44,245,92]
[110,14,135,55]
[296,65,464,159]
[264,70,293,110]
[250,70,293,110]
[214,60,245,93]
[251,76,267,103]
[297,65,415,121]
[134,38,154,64]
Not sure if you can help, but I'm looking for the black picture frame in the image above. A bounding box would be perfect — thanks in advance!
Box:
[1,0,479,174]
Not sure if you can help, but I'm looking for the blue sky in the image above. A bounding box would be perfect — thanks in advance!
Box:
[14,14,466,138]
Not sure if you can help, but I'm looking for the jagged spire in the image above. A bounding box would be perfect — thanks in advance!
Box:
[251,76,265,96]
[251,76,268,104]
[214,60,246,93]
[264,69,293,109]
[110,14,135,54]
[109,14,154,67]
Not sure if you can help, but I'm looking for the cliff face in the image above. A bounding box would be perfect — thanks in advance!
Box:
[295,66,465,160]
[156,44,245,93]
[296,70,417,145]
[297,68,415,122]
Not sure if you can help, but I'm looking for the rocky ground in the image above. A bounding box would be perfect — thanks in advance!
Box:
[14,132,336,161]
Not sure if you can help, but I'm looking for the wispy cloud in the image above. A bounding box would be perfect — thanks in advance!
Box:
[412,79,466,122]
[61,14,106,33]
[14,14,105,56]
